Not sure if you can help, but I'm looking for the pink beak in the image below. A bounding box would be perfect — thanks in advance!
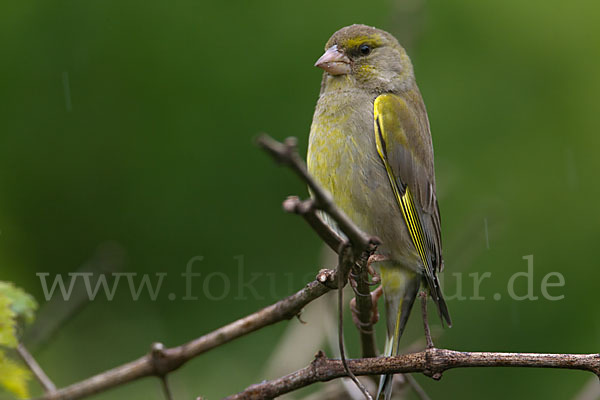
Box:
[314,45,351,75]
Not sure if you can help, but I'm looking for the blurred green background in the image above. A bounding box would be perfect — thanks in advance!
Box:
[1,0,599,399]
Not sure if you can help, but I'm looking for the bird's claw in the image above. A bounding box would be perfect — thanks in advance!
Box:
[366,254,386,285]
[350,285,383,328]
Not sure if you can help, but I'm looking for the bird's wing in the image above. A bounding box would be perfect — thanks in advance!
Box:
[373,91,451,326]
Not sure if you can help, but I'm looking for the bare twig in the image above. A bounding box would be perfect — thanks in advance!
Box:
[160,377,173,400]
[337,244,373,400]
[259,134,379,359]
[283,195,343,253]
[405,374,431,400]
[284,195,378,360]
[150,343,174,400]
[351,260,378,359]
[31,277,339,400]
[257,134,378,253]
[16,343,56,393]
[224,349,600,400]
[420,292,434,349]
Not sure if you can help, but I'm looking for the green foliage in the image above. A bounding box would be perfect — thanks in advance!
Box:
[0,282,37,328]
[0,282,37,399]
[0,294,17,348]
[0,351,31,399]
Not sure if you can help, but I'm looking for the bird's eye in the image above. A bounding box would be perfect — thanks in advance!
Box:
[359,44,372,56]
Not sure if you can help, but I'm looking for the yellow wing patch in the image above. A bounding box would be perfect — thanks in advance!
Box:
[373,95,433,279]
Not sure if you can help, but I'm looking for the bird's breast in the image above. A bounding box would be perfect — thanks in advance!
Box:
[308,90,382,207]
[307,89,414,262]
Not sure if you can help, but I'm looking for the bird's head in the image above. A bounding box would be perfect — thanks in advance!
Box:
[315,24,414,93]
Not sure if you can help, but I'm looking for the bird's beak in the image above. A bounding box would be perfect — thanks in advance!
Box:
[314,45,351,75]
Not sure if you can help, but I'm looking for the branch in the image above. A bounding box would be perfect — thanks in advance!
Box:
[225,348,600,399]
[29,134,599,400]
[28,137,380,400]
[282,195,343,253]
[336,244,373,399]
[257,134,379,253]
[31,277,340,400]
[351,263,378,358]
[258,134,379,358]
[17,343,56,394]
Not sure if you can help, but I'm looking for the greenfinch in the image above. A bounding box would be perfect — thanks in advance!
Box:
[307,24,451,399]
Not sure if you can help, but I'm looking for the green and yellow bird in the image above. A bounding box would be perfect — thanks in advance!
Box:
[307,24,452,399]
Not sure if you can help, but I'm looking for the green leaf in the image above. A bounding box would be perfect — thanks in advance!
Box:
[0,282,38,325]
[0,350,31,399]
[0,282,37,398]
[0,293,17,348]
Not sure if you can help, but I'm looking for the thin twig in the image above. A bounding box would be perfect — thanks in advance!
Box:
[420,292,434,349]
[31,277,338,400]
[257,134,379,252]
[224,349,600,399]
[283,196,344,252]
[405,374,431,400]
[151,343,174,400]
[160,376,173,400]
[16,343,56,393]
[285,195,378,359]
[351,258,378,358]
[337,244,373,400]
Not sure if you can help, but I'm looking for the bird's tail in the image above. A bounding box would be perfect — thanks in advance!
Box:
[376,267,421,400]
[429,273,452,327]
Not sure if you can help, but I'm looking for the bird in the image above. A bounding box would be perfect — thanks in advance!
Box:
[307,24,452,399]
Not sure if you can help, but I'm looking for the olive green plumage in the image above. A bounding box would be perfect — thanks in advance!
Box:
[307,24,451,399]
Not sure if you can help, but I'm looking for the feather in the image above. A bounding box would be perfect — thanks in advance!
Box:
[373,93,451,326]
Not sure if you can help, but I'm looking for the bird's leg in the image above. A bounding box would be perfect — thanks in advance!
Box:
[350,285,383,329]
[420,291,435,348]
[347,253,384,289]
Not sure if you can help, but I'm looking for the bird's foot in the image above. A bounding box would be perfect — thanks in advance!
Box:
[350,285,383,329]
[364,254,386,285]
